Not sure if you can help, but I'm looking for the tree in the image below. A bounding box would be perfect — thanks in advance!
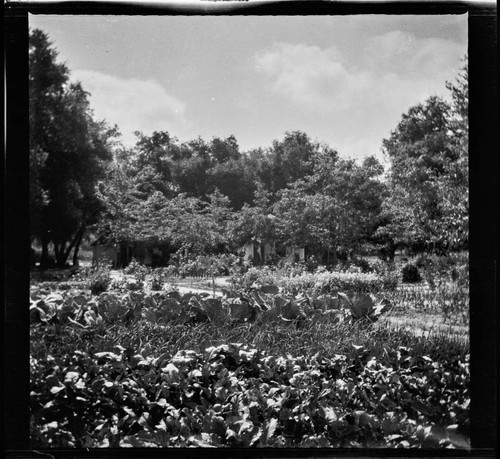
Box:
[29,29,68,243]
[132,131,178,197]
[297,148,386,264]
[207,159,251,210]
[437,58,468,249]
[209,135,240,164]
[230,184,277,262]
[274,183,331,255]
[171,138,211,198]
[266,131,317,193]
[29,29,116,268]
[380,58,468,254]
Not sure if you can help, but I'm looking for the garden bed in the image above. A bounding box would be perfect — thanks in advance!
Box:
[29,264,470,448]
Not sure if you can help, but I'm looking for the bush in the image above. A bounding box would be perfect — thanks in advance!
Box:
[149,269,167,291]
[277,262,308,277]
[124,258,149,282]
[88,259,112,295]
[169,253,249,278]
[412,253,469,289]
[89,270,111,295]
[352,258,372,273]
[230,264,399,294]
[232,266,278,289]
[337,258,373,274]
[401,262,422,283]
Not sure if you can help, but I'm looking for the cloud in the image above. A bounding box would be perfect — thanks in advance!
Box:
[363,30,465,79]
[254,34,465,112]
[254,43,367,110]
[253,34,465,160]
[71,70,187,146]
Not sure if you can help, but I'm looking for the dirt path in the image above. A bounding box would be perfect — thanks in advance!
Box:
[110,271,232,297]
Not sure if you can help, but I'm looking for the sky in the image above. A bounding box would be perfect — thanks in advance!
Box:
[29,14,467,163]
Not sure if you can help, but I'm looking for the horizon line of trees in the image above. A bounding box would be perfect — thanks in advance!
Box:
[29,29,468,269]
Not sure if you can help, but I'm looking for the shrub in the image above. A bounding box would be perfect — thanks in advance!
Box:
[232,266,278,289]
[124,258,149,282]
[414,254,429,270]
[149,269,166,291]
[412,254,468,289]
[352,258,372,273]
[401,262,422,283]
[89,268,111,295]
[110,275,144,292]
[276,262,308,277]
[231,265,398,295]
[169,253,248,278]
[337,258,373,274]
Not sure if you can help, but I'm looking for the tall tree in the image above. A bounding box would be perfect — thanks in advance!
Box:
[380,58,468,254]
[132,130,178,197]
[438,59,468,249]
[274,182,331,255]
[266,131,316,193]
[29,29,116,267]
[274,147,386,264]
[209,135,241,164]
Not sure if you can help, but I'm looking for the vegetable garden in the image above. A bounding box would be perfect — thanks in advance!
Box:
[25,25,473,451]
[30,257,470,448]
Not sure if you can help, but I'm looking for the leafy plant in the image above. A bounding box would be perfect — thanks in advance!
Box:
[401,262,422,284]
[29,340,470,448]
[88,261,112,295]
[338,292,392,321]
[149,269,166,291]
[124,258,149,282]
[231,266,278,290]
[29,264,469,449]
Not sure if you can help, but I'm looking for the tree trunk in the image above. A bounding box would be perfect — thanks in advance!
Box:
[72,227,85,267]
[51,226,85,268]
[388,240,396,262]
[330,229,338,267]
[332,249,338,266]
[55,241,67,268]
[40,233,50,270]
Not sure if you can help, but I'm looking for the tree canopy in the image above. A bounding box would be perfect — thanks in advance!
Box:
[378,59,468,255]
[30,29,468,269]
[29,29,117,267]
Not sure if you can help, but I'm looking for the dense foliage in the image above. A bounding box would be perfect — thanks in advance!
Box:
[401,263,422,284]
[378,60,468,255]
[30,343,469,448]
[29,262,469,448]
[97,136,387,265]
[94,61,467,265]
[27,30,470,450]
[29,28,468,269]
[29,29,117,268]
[232,267,398,296]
